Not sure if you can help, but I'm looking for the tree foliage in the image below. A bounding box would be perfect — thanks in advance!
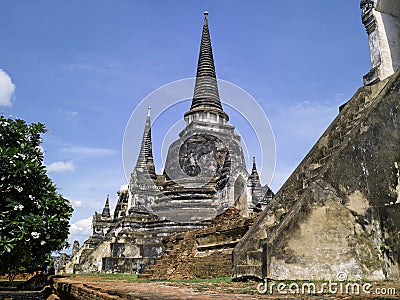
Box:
[0,116,73,279]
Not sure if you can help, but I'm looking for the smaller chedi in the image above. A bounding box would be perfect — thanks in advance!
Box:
[67,12,273,274]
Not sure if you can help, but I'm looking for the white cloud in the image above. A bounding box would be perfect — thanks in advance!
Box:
[58,109,78,120]
[58,108,79,120]
[63,60,121,75]
[271,98,342,146]
[120,184,129,192]
[69,216,92,245]
[0,69,15,107]
[70,217,92,233]
[47,161,75,173]
[62,146,117,158]
[71,200,83,208]
[67,111,78,119]
[286,100,339,138]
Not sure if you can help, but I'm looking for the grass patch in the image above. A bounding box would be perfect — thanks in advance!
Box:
[165,277,232,283]
[69,273,138,282]
[68,274,231,284]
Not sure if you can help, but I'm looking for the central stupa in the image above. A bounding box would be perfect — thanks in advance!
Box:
[67,12,273,275]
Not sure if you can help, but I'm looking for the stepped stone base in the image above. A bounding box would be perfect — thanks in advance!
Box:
[66,210,209,274]
[153,199,221,223]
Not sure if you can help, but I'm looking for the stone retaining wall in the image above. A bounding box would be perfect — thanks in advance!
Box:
[53,280,120,300]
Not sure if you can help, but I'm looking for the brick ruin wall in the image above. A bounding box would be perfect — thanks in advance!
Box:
[139,207,257,280]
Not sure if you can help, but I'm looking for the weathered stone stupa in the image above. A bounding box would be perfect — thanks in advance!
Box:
[232,0,400,281]
[67,12,272,274]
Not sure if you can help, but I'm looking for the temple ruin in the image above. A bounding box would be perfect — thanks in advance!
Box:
[66,12,272,275]
[67,1,400,281]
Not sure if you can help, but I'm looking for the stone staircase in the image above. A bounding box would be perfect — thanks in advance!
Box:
[138,231,196,280]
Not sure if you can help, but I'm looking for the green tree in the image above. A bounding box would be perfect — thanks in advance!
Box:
[0,116,73,280]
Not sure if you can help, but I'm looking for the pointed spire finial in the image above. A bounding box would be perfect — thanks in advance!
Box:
[102,195,111,218]
[133,109,157,180]
[251,157,259,178]
[252,157,257,171]
[184,11,229,123]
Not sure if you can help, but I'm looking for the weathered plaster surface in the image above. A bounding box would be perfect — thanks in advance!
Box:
[233,70,400,281]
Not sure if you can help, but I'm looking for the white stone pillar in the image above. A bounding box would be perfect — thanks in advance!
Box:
[361,0,400,85]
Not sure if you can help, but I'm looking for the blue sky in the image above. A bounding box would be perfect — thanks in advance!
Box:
[0,1,370,249]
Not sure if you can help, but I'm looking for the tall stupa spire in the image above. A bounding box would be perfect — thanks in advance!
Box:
[134,106,156,179]
[184,11,229,123]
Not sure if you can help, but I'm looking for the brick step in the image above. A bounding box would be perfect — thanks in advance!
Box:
[147,263,169,271]
[137,273,152,280]
[165,247,181,252]
[152,263,164,268]
[140,269,169,280]
[165,253,180,258]
[156,257,177,264]
[164,253,179,258]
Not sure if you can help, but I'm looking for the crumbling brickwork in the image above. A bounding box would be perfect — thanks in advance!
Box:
[139,208,257,280]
